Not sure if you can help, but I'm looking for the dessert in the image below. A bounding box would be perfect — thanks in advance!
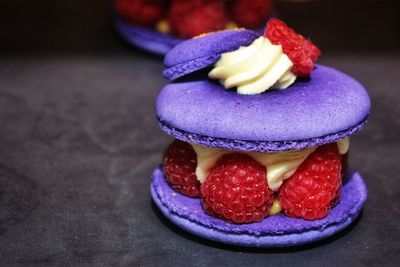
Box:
[152,19,370,247]
[113,0,273,55]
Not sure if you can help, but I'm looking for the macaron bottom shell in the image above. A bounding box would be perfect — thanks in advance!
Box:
[151,165,367,247]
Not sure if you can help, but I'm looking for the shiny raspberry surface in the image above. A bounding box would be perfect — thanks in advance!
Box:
[265,18,321,76]
[201,153,273,223]
[163,140,200,198]
[279,143,342,220]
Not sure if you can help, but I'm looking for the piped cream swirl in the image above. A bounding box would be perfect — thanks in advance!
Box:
[208,36,296,95]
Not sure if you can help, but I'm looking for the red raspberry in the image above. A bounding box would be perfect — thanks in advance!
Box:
[115,0,167,27]
[163,140,200,198]
[228,0,272,29]
[264,18,321,76]
[279,143,342,220]
[201,153,274,223]
[168,0,226,38]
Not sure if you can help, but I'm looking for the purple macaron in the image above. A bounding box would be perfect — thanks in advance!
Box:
[164,29,259,80]
[113,14,182,56]
[153,29,371,247]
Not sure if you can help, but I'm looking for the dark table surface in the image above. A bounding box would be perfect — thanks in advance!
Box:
[0,1,399,266]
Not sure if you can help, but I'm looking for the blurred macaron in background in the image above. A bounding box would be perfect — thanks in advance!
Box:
[113,0,274,55]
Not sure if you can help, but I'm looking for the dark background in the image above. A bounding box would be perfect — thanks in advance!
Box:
[0,0,399,266]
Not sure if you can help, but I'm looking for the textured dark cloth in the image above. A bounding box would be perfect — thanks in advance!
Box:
[0,1,399,266]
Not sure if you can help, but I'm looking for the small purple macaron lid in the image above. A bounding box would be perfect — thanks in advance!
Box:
[156,65,371,152]
[163,29,260,80]
[151,166,367,247]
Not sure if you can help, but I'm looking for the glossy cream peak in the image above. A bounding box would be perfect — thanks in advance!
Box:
[208,36,296,95]
[191,140,349,191]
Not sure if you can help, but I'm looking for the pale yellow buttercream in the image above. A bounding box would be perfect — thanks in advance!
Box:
[191,139,349,191]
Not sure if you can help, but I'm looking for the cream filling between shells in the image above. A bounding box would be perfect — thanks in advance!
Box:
[192,138,349,191]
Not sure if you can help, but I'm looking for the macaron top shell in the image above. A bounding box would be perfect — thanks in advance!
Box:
[156,65,370,152]
[163,29,259,80]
